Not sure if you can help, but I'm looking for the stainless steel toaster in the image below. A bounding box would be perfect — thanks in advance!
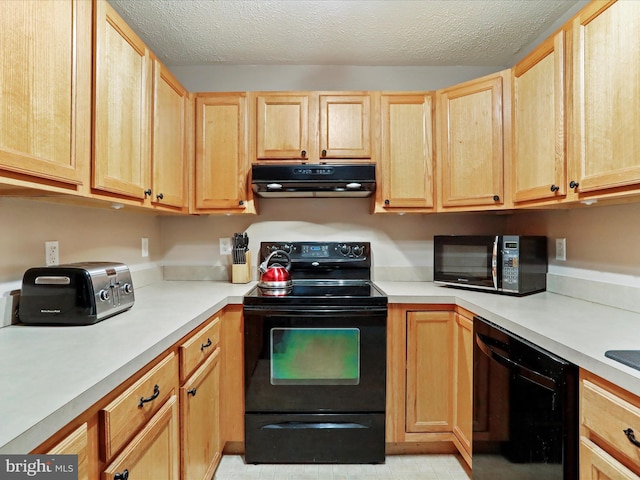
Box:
[19,262,135,325]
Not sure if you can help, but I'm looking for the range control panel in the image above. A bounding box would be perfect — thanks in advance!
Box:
[260,242,371,261]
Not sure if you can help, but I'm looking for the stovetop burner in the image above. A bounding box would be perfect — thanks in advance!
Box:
[244,242,387,309]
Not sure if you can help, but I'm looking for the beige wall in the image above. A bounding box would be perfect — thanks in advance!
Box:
[0,198,162,285]
[506,202,640,286]
[2,196,640,299]
[160,198,506,273]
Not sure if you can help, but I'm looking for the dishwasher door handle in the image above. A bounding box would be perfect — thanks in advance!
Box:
[476,332,558,392]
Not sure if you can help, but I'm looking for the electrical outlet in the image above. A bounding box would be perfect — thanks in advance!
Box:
[219,238,232,255]
[141,237,149,258]
[45,241,59,266]
[555,238,566,261]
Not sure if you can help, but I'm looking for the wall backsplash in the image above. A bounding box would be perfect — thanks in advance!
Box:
[3,196,640,326]
[159,198,507,282]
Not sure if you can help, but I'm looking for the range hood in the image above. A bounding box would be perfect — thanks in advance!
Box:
[251,163,376,198]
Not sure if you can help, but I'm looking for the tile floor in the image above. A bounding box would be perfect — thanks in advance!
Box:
[213,454,471,480]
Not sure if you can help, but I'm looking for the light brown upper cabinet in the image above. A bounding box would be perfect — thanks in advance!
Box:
[436,70,511,211]
[512,31,567,205]
[255,94,311,160]
[194,93,254,213]
[570,0,640,198]
[0,0,91,189]
[253,92,372,163]
[376,93,435,212]
[150,60,189,211]
[318,94,371,159]
[93,0,153,201]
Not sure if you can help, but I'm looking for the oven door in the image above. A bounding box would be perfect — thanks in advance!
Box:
[434,235,501,291]
[244,306,386,414]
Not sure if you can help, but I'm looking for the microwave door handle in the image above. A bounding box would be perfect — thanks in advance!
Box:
[492,236,499,290]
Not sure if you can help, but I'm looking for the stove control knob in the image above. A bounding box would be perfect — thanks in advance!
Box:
[99,289,111,301]
[122,283,133,294]
[353,245,364,257]
[340,244,351,256]
[281,244,293,254]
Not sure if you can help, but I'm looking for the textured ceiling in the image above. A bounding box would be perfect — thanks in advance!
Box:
[109,0,580,67]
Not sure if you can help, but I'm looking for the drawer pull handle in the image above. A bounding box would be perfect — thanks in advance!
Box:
[624,428,640,448]
[138,384,160,408]
[114,469,129,480]
[200,338,212,351]
[188,387,197,397]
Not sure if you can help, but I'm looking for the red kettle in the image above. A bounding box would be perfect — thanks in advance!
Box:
[258,250,292,295]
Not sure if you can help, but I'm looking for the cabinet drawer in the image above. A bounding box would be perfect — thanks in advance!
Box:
[582,379,640,469]
[100,352,178,461]
[179,316,220,382]
[103,395,179,480]
[580,436,639,480]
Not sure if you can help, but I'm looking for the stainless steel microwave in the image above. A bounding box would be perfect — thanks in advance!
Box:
[433,235,547,296]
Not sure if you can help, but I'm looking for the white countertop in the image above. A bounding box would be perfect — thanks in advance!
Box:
[1,280,639,454]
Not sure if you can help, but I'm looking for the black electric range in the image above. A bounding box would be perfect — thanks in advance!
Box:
[243,242,388,464]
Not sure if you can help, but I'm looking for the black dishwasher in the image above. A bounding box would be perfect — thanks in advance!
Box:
[473,316,578,480]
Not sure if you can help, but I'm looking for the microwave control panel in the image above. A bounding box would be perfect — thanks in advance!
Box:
[501,235,520,291]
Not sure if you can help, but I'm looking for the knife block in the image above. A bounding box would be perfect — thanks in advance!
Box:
[232,251,251,284]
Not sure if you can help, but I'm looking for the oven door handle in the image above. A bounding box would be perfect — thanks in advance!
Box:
[243,307,387,316]
[476,332,558,392]
[262,421,368,430]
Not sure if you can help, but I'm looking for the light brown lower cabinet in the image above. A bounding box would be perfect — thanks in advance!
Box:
[580,436,639,480]
[580,370,640,479]
[103,395,180,480]
[406,310,454,433]
[386,304,472,468]
[180,348,222,480]
[47,423,89,480]
[453,311,473,466]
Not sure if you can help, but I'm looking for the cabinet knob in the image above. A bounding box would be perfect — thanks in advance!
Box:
[156,193,164,201]
[569,180,579,189]
[384,199,390,205]
[114,470,129,480]
[321,149,327,157]
[301,150,306,157]
[239,200,245,206]
[492,195,500,202]
[144,189,152,198]
[550,184,560,192]
[187,387,197,397]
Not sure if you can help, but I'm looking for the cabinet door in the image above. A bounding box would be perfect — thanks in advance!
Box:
[319,94,371,159]
[195,94,249,211]
[579,437,639,480]
[0,0,90,185]
[103,395,179,480]
[47,423,89,480]
[513,31,567,203]
[151,60,187,209]
[406,311,454,433]
[379,93,434,210]
[571,1,640,194]
[256,94,310,160]
[437,72,506,209]
[180,348,221,480]
[454,313,473,459]
[93,0,152,200]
